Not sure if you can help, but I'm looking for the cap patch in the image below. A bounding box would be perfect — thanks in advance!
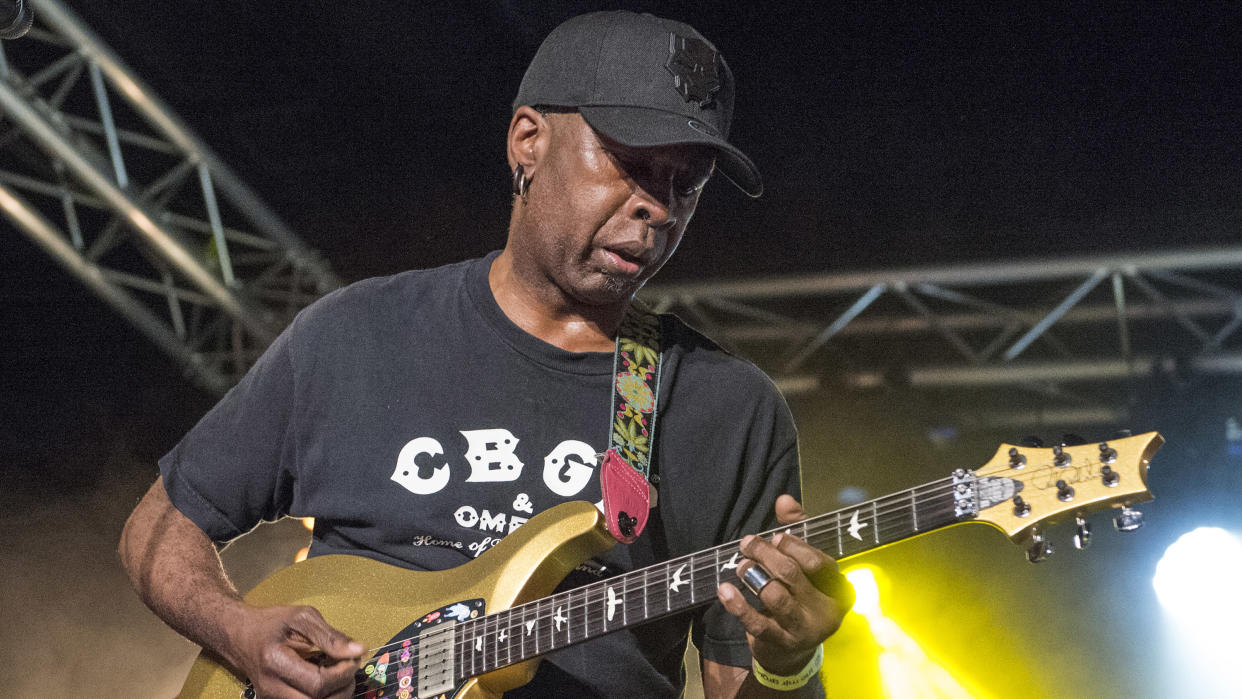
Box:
[665,33,720,108]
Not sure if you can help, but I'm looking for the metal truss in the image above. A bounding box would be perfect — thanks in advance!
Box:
[0,0,340,394]
[643,246,1242,426]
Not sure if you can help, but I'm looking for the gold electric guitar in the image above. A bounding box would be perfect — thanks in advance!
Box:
[180,432,1163,698]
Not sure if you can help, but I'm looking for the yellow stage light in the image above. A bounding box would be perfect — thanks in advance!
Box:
[294,546,309,563]
[846,567,882,617]
[301,517,315,531]
[839,566,981,699]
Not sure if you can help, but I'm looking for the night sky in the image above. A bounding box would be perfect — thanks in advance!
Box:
[2,2,1240,696]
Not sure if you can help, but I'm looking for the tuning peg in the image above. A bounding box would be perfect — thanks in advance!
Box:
[1061,433,1087,446]
[1113,507,1144,532]
[1100,464,1120,487]
[1073,516,1092,550]
[1027,530,1054,563]
[1020,436,1045,448]
[1098,442,1118,465]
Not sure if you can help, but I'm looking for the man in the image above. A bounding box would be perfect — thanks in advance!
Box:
[121,11,852,698]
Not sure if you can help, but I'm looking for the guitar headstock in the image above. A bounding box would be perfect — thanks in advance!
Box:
[969,432,1163,557]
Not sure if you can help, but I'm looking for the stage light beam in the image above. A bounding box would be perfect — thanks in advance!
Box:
[1152,527,1242,665]
[842,567,980,699]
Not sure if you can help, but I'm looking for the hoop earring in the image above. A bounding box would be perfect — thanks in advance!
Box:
[511,164,530,202]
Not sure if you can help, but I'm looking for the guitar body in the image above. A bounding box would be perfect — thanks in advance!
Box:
[180,500,616,699]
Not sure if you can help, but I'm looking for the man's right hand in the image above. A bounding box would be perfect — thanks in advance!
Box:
[119,478,364,699]
[222,604,364,699]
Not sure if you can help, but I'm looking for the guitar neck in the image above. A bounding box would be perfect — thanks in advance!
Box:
[448,475,964,679]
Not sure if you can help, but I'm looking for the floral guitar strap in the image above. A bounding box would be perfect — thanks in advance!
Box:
[599,305,663,544]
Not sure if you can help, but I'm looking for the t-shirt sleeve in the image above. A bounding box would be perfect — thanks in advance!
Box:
[692,387,803,668]
[158,321,301,543]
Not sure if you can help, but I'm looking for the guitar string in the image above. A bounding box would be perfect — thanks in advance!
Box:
[348,502,969,698]
[347,504,958,699]
[348,492,968,696]
[351,469,1029,697]
[353,477,960,660]
[351,460,1078,695]
[347,470,1008,694]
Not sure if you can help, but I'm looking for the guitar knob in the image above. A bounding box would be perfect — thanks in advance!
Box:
[1073,516,1092,550]
[1113,507,1144,532]
[1027,530,1054,563]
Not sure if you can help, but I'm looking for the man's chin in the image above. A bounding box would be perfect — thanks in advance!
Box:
[573,271,644,307]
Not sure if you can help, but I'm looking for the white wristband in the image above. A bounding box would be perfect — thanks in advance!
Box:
[751,645,823,691]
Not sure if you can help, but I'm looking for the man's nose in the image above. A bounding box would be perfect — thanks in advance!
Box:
[627,183,675,229]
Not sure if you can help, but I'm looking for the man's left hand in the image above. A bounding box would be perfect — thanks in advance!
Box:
[716,494,855,676]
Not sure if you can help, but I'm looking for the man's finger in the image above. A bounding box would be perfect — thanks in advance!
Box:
[716,581,790,646]
[774,494,808,524]
[772,534,837,583]
[266,643,327,697]
[739,535,804,589]
[291,606,365,661]
[769,533,855,615]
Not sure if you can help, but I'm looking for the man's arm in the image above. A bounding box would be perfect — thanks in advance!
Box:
[701,495,852,698]
[119,477,363,699]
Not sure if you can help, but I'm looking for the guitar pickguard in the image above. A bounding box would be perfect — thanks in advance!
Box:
[357,598,485,699]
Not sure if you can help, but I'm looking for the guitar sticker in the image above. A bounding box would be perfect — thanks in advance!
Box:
[446,603,472,621]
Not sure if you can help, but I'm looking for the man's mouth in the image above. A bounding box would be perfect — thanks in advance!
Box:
[599,247,646,277]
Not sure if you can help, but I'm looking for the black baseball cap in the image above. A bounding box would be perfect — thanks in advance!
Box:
[514,11,763,198]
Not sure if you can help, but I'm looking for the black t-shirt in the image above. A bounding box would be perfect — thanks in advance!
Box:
[161,252,801,697]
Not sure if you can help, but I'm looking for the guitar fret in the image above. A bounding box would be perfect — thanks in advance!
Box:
[911,489,918,532]
[713,548,721,592]
[835,511,843,557]
[491,612,499,671]
[504,610,513,668]
[516,605,524,664]
[620,574,628,627]
[872,500,879,544]
[692,553,716,603]
[539,598,552,652]
[460,622,471,681]
[486,615,494,668]
[643,568,649,620]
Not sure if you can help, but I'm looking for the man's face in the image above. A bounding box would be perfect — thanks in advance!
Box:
[515,113,714,307]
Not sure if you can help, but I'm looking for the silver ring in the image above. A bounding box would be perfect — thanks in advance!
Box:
[741,564,773,596]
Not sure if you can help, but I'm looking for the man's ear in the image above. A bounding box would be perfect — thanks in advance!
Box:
[507,105,548,176]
